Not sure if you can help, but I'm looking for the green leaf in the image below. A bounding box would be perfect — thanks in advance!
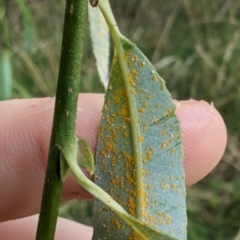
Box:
[92,43,186,240]
[60,140,177,240]
[0,51,12,100]
[77,136,95,175]
[60,152,69,182]
[88,3,109,90]
[60,136,94,181]
[92,1,187,239]
[14,0,34,51]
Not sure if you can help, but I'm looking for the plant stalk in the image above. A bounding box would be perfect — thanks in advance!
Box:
[36,0,88,239]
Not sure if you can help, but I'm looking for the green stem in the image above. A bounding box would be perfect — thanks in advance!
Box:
[36,1,88,239]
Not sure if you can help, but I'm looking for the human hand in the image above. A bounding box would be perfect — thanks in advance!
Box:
[0,94,227,239]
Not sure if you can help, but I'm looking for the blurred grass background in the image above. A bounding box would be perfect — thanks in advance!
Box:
[1,0,240,239]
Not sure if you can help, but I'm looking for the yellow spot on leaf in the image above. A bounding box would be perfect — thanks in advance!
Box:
[128,75,136,86]
[100,149,107,158]
[128,231,139,240]
[143,147,155,163]
[167,108,174,117]
[138,108,145,113]
[170,148,175,154]
[123,132,129,138]
[122,151,135,167]
[161,140,170,149]
[128,197,136,216]
[131,69,138,76]
[124,51,130,61]
[142,211,148,217]
[144,102,148,107]
[161,182,170,189]
[161,130,166,136]
[125,172,134,184]
[146,93,152,99]
[138,135,144,142]
[111,219,121,230]
[125,117,131,123]
[141,189,149,208]
[146,184,153,189]
[119,105,128,116]
[141,169,148,175]
[139,61,146,68]
[112,96,121,104]
[157,211,172,225]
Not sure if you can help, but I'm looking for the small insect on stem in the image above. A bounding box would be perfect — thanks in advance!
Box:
[90,0,99,7]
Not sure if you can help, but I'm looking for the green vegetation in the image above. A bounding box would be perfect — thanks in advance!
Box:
[1,1,239,239]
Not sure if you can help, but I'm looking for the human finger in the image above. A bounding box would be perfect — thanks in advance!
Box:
[174,99,227,186]
[0,215,93,240]
[0,95,227,222]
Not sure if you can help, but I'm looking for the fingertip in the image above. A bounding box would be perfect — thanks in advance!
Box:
[0,215,93,240]
[175,100,227,186]
[0,95,227,222]
[0,96,103,221]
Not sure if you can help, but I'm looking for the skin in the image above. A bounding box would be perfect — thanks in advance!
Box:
[0,94,227,239]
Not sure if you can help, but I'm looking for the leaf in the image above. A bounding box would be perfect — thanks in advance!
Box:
[76,136,95,175]
[60,136,95,181]
[60,139,177,240]
[0,51,12,100]
[14,0,34,51]
[88,3,109,90]
[92,40,187,239]
[92,1,187,238]
[60,152,69,182]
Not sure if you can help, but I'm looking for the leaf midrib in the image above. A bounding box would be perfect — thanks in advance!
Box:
[99,0,143,220]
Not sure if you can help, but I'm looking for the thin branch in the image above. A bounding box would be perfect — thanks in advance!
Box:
[36,1,88,239]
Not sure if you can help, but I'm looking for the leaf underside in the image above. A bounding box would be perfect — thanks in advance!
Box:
[92,37,187,240]
[60,136,94,181]
[88,5,109,90]
[76,136,95,175]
